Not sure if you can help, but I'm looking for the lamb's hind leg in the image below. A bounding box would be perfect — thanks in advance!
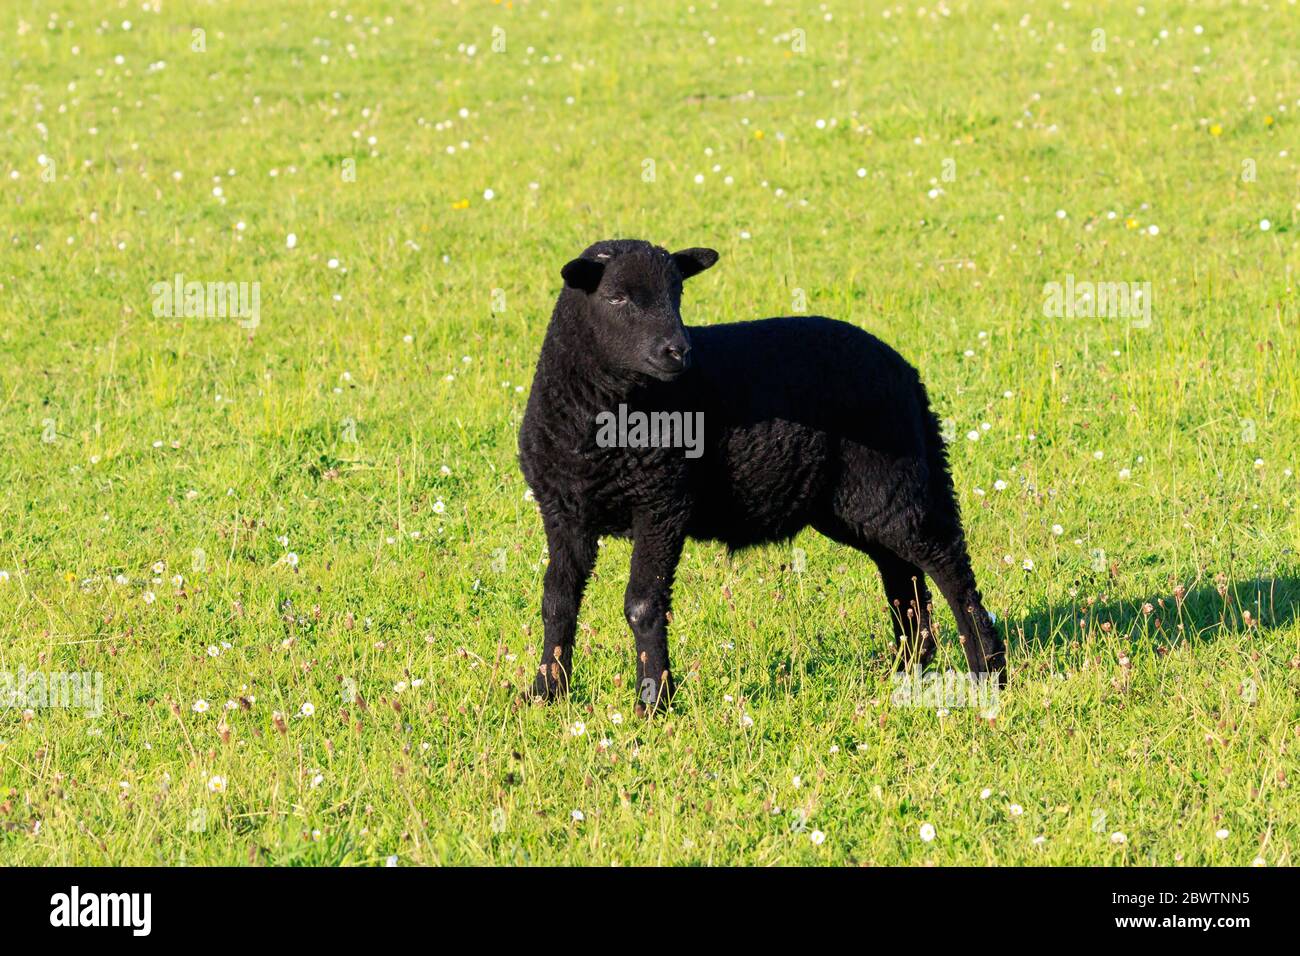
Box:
[813,517,935,670]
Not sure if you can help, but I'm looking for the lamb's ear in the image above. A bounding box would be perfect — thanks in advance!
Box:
[561,257,605,293]
[672,247,720,280]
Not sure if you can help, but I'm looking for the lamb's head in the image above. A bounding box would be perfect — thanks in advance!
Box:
[559,239,718,382]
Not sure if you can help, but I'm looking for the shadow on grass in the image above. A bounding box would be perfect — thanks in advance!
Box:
[1009,574,1300,653]
[729,574,1300,708]
[552,575,1300,713]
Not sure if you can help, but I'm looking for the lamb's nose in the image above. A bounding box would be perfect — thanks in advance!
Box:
[663,342,692,369]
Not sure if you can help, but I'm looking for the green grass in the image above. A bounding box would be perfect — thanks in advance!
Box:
[1,0,1298,866]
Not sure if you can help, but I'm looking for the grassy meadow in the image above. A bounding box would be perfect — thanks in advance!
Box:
[1,0,1298,865]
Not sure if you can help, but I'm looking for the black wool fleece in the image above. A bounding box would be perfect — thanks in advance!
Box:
[518,238,1006,713]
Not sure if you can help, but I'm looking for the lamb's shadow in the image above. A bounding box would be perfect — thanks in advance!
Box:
[1006,574,1300,653]
[728,574,1300,707]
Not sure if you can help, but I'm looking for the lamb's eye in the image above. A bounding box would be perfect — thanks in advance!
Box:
[604,295,628,306]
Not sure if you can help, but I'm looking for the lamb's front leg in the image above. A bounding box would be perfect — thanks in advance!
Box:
[624,522,686,716]
[531,521,597,701]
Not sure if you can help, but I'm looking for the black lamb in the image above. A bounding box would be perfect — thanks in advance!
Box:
[518,238,1006,713]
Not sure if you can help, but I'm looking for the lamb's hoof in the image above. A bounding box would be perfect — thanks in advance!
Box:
[893,633,936,672]
[530,668,568,703]
[894,654,935,674]
[633,673,676,717]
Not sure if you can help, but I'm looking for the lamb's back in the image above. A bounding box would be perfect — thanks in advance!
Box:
[686,316,927,455]
[672,316,932,545]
